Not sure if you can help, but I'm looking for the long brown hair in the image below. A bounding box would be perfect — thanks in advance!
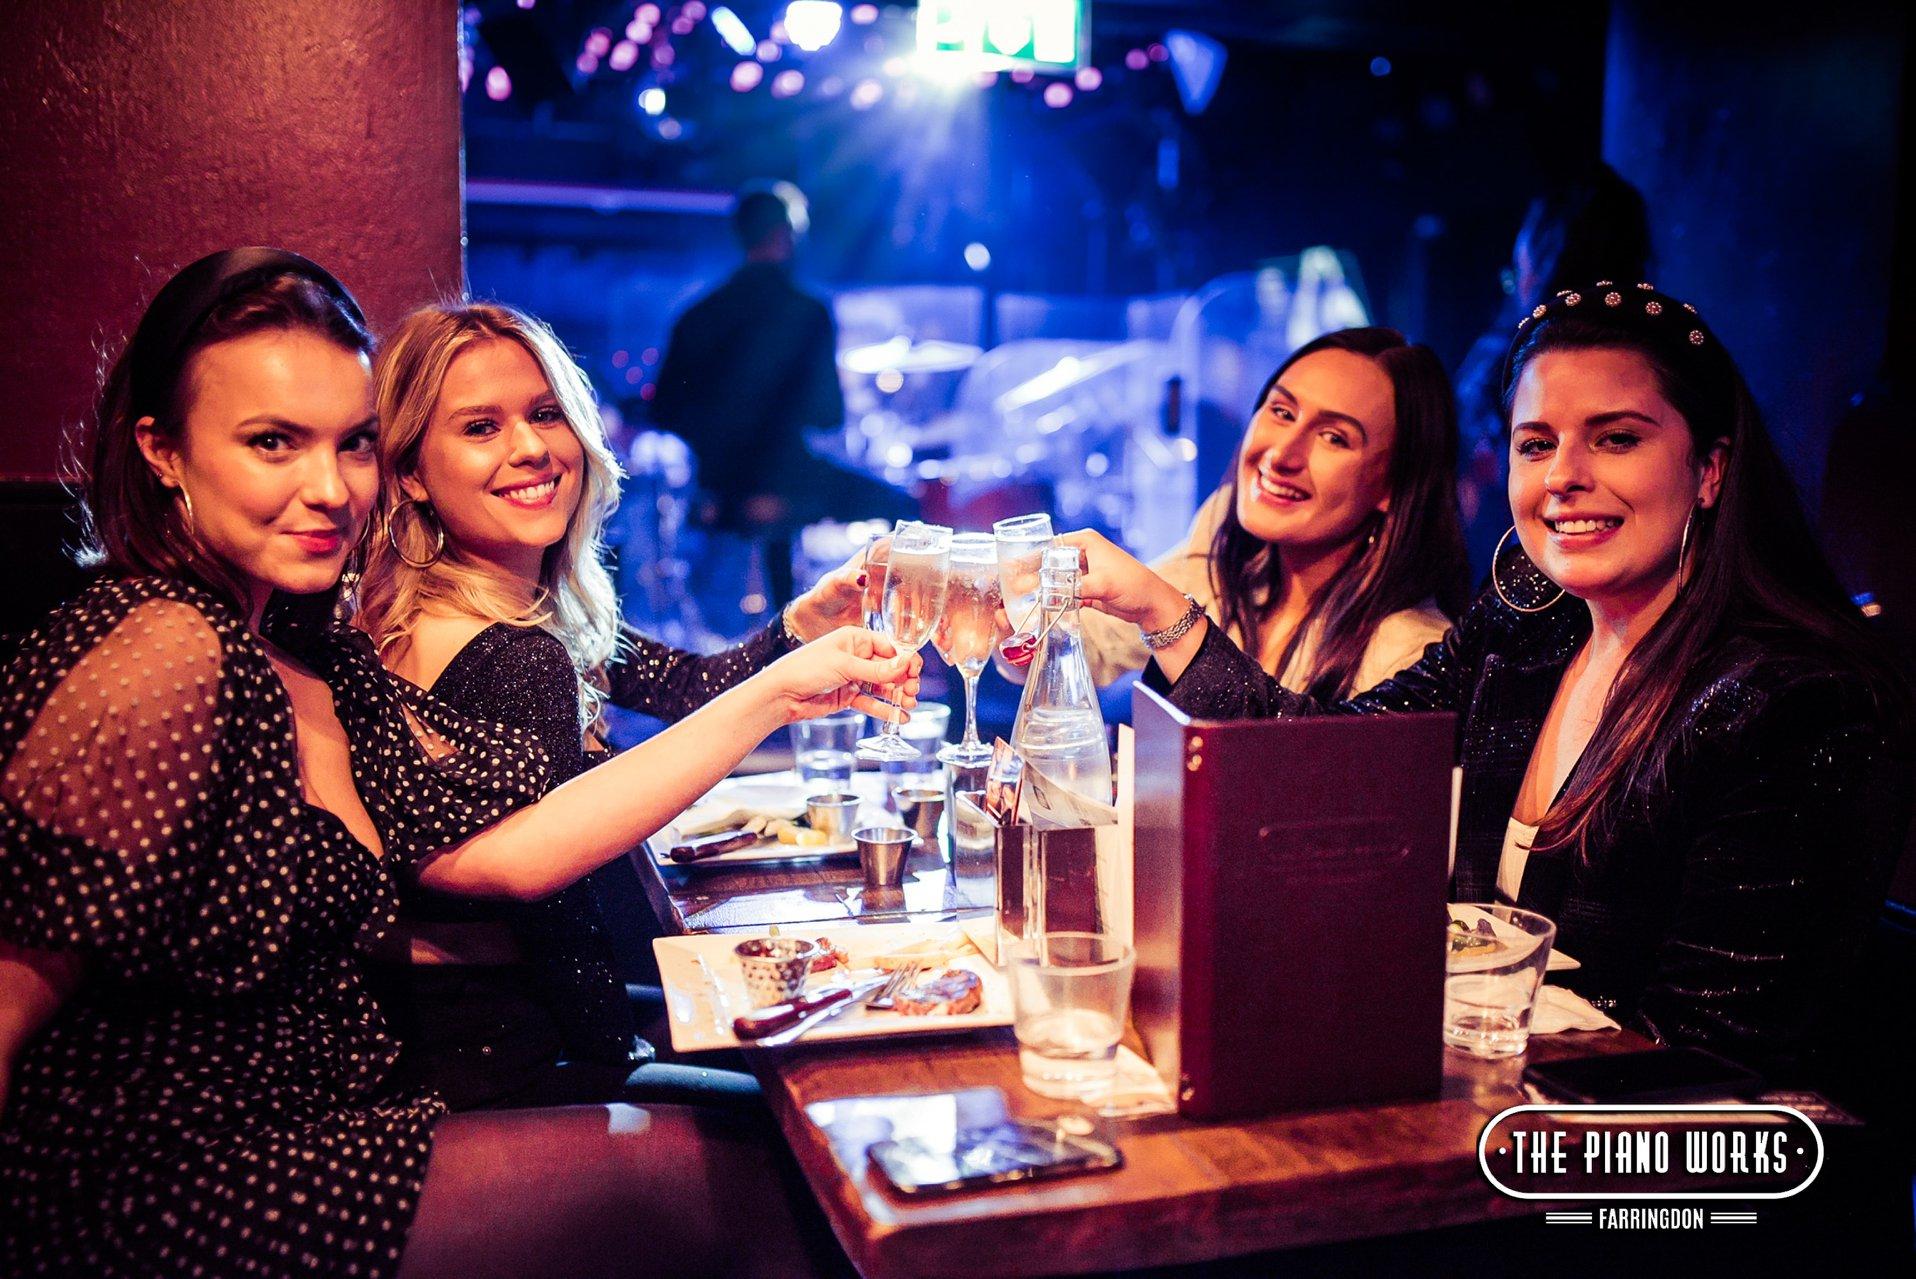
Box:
[1209,327,1469,699]
[80,262,373,608]
[1506,316,1912,857]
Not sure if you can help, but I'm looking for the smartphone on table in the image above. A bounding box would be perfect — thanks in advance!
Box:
[1522,1048,1762,1105]
[868,1121,1122,1195]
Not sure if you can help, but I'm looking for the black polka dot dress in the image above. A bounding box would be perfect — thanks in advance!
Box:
[0,577,546,1278]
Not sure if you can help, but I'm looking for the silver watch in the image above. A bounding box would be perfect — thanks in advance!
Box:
[1141,594,1205,650]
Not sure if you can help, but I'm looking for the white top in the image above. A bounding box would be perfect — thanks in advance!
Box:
[1075,486,1453,694]
[1498,817,1538,902]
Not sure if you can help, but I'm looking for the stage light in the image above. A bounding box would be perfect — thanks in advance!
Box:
[638,86,667,114]
[1074,65,1101,91]
[964,242,991,272]
[875,369,905,394]
[1370,56,1392,77]
[1164,30,1226,114]
[626,19,652,41]
[771,69,805,97]
[849,78,883,108]
[1125,48,1147,71]
[710,7,756,56]
[576,52,599,74]
[586,28,612,56]
[731,60,763,90]
[850,3,878,24]
[485,65,512,100]
[1043,81,1072,108]
[784,2,842,53]
[636,4,660,23]
[517,0,534,8]
[658,116,683,139]
[610,40,640,71]
[684,1,706,18]
[757,40,782,61]
[653,45,675,66]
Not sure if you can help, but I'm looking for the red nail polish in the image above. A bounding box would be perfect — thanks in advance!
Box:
[856,573,868,588]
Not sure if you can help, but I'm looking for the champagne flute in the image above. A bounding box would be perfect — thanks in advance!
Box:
[993,513,1054,667]
[934,533,1002,767]
[857,522,952,761]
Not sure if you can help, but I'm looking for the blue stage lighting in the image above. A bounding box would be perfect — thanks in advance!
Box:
[710,7,756,57]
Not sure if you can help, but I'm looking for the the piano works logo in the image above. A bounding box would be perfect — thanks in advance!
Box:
[1477,1105,1824,1229]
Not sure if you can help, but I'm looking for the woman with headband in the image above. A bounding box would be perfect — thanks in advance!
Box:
[0,249,908,1276]
[1066,282,1911,1080]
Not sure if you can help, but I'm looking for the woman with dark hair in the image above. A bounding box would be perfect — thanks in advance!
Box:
[1072,282,1911,1081]
[1455,164,1654,576]
[1073,327,1468,700]
[0,248,913,1277]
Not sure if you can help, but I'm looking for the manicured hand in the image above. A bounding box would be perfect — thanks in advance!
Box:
[1055,530,1190,632]
[786,546,869,641]
[768,627,921,724]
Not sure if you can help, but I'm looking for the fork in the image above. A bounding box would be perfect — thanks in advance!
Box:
[867,962,923,1012]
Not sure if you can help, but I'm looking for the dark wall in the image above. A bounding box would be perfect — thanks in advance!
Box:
[0,0,465,483]
[1602,2,1906,505]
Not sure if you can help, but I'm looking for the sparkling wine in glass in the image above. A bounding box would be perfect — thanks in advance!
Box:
[993,512,1053,668]
[858,522,951,762]
[934,533,1002,767]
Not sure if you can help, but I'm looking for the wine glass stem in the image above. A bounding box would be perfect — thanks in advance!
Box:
[961,669,982,748]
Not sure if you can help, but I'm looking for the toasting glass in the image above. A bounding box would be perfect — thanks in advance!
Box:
[933,533,1002,767]
[993,512,1054,666]
[857,521,952,762]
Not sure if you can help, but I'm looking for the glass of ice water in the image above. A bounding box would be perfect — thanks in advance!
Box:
[1009,931,1134,1104]
[1443,904,1556,1058]
[792,709,864,786]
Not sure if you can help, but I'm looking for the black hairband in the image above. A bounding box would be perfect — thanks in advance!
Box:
[1500,280,1732,400]
[127,246,367,418]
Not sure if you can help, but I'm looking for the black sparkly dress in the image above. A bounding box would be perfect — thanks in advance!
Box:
[1146,586,1912,1080]
[0,577,549,1279]
[359,618,796,1109]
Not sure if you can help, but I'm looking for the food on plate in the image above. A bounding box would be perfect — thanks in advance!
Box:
[891,968,984,1017]
[769,818,831,847]
[1446,918,1508,960]
[864,933,969,972]
[808,938,850,972]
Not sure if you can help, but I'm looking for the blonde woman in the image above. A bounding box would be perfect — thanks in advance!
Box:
[355,301,868,1109]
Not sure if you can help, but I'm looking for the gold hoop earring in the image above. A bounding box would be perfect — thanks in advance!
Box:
[1491,525,1565,614]
[175,485,198,539]
[387,500,445,570]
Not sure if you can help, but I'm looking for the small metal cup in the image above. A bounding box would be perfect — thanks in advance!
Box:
[804,792,862,840]
[854,825,915,889]
[891,785,946,848]
[734,936,820,1007]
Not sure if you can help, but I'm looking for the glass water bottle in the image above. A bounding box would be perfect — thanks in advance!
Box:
[1009,545,1114,809]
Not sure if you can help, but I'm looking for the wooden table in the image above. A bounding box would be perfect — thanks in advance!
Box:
[631,829,1644,1278]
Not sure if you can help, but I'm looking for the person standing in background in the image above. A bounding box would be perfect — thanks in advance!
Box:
[1454,164,1652,580]
[653,181,850,611]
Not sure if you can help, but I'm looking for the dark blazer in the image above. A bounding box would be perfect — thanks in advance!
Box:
[1146,588,1911,1081]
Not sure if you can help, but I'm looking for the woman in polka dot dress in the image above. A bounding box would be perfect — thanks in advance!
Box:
[0,249,913,1277]
[344,300,870,1112]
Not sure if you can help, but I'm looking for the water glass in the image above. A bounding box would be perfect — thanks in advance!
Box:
[793,709,863,785]
[1443,903,1556,1058]
[1009,931,1134,1103]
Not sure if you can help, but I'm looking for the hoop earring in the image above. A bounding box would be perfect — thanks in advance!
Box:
[175,485,197,538]
[1491,525,1565,615]
[1677,508,1697,591]
[388,500,445,570]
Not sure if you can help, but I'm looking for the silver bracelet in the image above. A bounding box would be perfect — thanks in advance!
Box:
[778,603,807,648]
[1141,594,1205,650]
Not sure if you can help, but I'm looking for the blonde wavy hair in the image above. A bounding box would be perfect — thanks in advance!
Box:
[358,301,624,726]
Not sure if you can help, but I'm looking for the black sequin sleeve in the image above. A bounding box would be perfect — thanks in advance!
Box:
[603,617,794,721]
[1634,671,1911,1073]
[1142,596,1484,720]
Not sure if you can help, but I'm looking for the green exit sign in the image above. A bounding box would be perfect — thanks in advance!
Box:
[916,1,1088,72]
